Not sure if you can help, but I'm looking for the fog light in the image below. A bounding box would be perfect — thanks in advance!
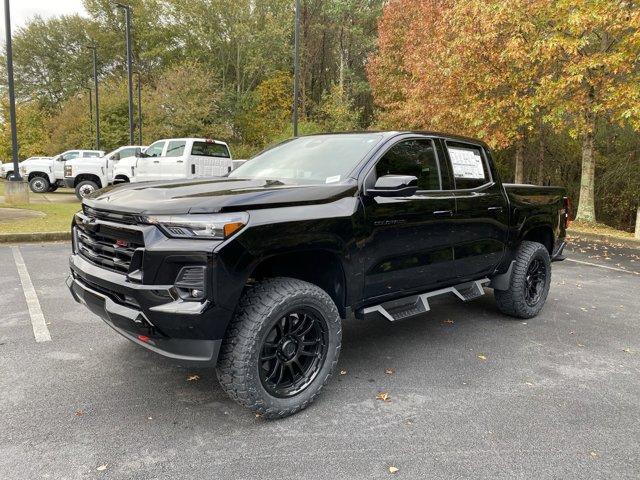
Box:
[191,289,202,298]
[174,266,207,301]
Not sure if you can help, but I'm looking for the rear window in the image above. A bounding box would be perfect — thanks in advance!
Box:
[84,152,102,158]
[446,142,489,189]
[191,142,230,158]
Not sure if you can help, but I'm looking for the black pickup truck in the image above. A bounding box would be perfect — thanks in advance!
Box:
[67,131,568,418]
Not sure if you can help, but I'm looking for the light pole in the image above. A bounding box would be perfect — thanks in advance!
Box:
[4,0,20,181]
[293,0,300,137]
[116,2,134,144]
[137,72,142,145]
[85,44,100,150]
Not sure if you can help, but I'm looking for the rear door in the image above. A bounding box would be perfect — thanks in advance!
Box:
[441,139,509,278]
[360,136,459,300]
[188,141,233,178]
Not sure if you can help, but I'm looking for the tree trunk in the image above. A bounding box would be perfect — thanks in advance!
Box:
[514,138,525,184]
[635,206,640,240]
[536,127,545,185]
[575,112,597,222]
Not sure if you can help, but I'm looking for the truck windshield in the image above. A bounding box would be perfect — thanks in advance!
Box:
[229,134,384,184]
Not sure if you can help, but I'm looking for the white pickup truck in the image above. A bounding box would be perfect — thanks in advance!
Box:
[2,157,50,180]
[21,150,104,193]
[63,145,144,199]
[112,138,233,184]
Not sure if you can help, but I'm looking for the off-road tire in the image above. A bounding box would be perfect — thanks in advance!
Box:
[495,241,551,319]
[29,175,50,193]
[75,180,99,200]
[217,277,342,419]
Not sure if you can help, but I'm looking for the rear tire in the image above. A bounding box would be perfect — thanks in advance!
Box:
[494,241,551,319]
[217,278,342,419]
[75,180,99,199]
[29,176,50,193]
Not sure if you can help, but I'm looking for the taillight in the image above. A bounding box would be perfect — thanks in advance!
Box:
[563,196,571,228]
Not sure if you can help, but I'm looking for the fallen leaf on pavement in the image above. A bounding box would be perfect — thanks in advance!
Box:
[385,368,395,375]
[442,319,454,324]
[340,370,347,375]
[376,392,391,402]
[74,410,85,417]
[623,348,631,353]
[577,342,585,347]
[477,354,487,361]
[388,466,399,474]
[96,464,108,471]
[524,382,534,386]
[590,451,598,458]
[186,374,200,382]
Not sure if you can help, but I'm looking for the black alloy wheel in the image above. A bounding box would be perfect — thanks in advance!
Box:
[524,257,547,306]
[259,309,329,398]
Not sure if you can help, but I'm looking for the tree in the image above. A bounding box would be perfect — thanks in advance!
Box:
[143,62,227,141]
[369,0,548,183]
[536,0,640,222]
[0,100,51,158]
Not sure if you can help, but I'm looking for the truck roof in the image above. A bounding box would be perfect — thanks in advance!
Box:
[303,131,491,149]
[154,138,229,146]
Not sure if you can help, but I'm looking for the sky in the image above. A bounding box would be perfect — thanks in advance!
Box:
[1,0,86,38]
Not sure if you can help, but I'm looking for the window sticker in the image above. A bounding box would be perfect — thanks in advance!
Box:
[325,175,341,183]
[448,147,485,180]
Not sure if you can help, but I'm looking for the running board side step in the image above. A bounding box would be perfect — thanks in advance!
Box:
[358,279,490,322]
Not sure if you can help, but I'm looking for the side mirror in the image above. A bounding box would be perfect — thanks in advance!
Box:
[135,150,145,158]
[368,175,418,197]
[112,153,121,161]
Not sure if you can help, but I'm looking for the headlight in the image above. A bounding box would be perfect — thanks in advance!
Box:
[64,165,72,177]
[140,212,249,240]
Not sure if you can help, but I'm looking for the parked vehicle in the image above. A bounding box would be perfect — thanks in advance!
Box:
[111,138,232,184]
[21,150,104,193]
[64,146,145,200]
[2,157,50,180]
[68,131,568,418]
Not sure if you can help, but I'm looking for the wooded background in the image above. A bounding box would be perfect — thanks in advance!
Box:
[1,0,639,232]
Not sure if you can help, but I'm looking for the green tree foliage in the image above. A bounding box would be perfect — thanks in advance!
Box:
[143,62,228,141]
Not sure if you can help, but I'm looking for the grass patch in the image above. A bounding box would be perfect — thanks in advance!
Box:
[568,220,635,240]
[0,202,79,234]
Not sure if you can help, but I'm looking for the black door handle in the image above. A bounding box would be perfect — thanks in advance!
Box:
[487,206,504,213]
[153,160,160,164]
[433,210,454,217]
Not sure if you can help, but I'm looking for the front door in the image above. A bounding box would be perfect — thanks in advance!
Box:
[54,151,80,179]
[160,139,187,180]
[137,141,165,181]
[361,137,459,300]
[442,139,509,279]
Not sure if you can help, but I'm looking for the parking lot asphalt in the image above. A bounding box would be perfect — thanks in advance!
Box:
[0,239,639,480]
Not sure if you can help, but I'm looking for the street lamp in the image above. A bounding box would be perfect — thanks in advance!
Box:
[84,44,100,150]
[293,0,301,137]
[115,2,135,144]
[4,0,20,181]
[136,71,143,145]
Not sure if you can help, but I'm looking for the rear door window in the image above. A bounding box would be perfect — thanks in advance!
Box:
[191,141,230,158]
[118,148,137,159]
[166,140,187,157]
[83,151,102,158]
[446,142,490,189]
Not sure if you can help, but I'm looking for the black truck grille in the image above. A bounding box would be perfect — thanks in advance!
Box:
[76,223,144,274]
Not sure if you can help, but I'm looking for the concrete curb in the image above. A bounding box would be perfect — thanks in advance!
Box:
[567,229,640,249]
[0,231,71,244]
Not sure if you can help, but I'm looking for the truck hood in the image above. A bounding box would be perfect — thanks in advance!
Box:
[84,178,358,214]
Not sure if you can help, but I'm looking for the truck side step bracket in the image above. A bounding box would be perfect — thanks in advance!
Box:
[359,279,490,322]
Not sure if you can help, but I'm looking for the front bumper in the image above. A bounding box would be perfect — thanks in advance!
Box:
[68,252,228,365]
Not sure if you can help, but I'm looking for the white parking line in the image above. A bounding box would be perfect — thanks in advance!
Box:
[12,246,52,342]
[565,258,639,275]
